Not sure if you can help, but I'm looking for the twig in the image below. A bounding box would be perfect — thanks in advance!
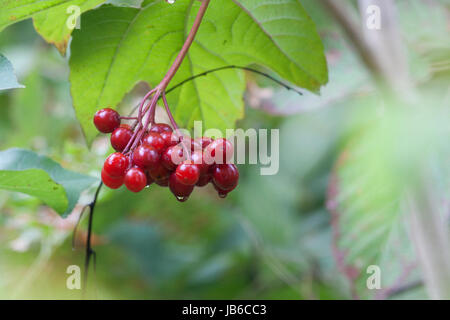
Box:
[82,181,102,298]
[165,65,303,96]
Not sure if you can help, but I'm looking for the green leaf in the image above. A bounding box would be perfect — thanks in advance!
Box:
[33,0,105,54]
[69,0,328,144]
[0,0,69,30]
[329,104,450,298]
[0,54,24,90]
[0,148,97,217]
[0,0,104,55]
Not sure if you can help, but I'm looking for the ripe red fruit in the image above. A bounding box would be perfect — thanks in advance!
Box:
[110,126,133,152]
[143,132,166,153]
[180,137,201,152]
[212,164,239,191]
[101,168,123,189]
[191,151,210,175]
[204,138,233,164]
[196,173,211,187]
[212,182,230,198]
[132,145,160,169]
[175,160,200,185]
[169,173,194,201]
[94,108,120,133]
[145,171,154,186]
[160,131,177,147]
[103,152,129,177]
[155,176,169,187]
[149,123,172,134]
[148,162,171,182]
[196,137,213,149]
[124,167,147,192]
[162,145,186,171]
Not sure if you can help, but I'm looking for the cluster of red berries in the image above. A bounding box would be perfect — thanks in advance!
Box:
[93,108,239,201]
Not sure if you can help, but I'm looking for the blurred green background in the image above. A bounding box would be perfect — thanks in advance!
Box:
[0,0,449,299]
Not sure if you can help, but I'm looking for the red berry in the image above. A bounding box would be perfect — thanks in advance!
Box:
[191,151,210,175]
[169,173,194,201]
[162,145,186,171]
[145,171,154,186]
[132,144,160,169]
[212,164,239,191]
[148,162,171,182]
[212,182,230,198]
[143,132,166,153]
[103,152,129,177]
[196,137,213,149]
[155,176,169,187]
[180,137,201,152]
[196,173,211,187]
[204,138,233,164]
[94,108,120,133]
[110,126,133,152]
[175,160,200,185]
[160,131,177,147]
[149,123,172,134]
[124,167,147,192]
[101,168,123,189]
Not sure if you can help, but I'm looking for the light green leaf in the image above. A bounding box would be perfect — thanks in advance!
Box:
[0,54,24,90]
[0,148,97,217]
[330,104,450,298]
[0,0,104,55]
[0,0,70,30]
[69,0,328,144]
[33,0,105,54]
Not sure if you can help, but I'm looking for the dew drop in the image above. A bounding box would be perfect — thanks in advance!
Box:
[167,0,175,4]
[218,193,227,199]
[176,195,188,202]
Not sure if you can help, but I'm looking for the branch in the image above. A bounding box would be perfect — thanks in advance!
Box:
[165,65,303,96]
[158,0,210,90]
[83,181,102,295]
[320,0,385,78]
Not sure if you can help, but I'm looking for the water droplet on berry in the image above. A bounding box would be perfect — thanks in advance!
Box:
[176,195,188,202]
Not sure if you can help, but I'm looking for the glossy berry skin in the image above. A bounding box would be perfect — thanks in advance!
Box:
[94,108,120,133]
[196,173,211,187]
[162,145,185,171]
[160,131,177,147]
[191,151,210,175]
[133,145,160,169]
[110,126,132,152]
[196,137,213,149]
[204,138,233,164]
[148,162,171,182]
[155,176,169,187]
[149,123,172,134]
[212,164,239,191]
[212,182,230,198]
[124,167,147,192]
[104,152,129,177]
[175,160,200,186]
[181,137,201,152]
[143,132,166,153]
[169,173,194,201]
[101,168,123,189]
[145,171,154,186]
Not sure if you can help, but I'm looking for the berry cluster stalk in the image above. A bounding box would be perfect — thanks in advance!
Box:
[123,0,210,155]
[82,0,210,297]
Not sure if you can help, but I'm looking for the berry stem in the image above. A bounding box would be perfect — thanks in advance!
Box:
[157,0,210,91]
[124,0,210,154]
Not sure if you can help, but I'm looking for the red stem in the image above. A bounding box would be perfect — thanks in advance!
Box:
[157,0,210,91]
[124,0,210,154]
